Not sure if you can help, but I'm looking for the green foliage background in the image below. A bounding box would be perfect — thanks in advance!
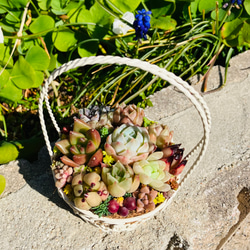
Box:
[0,0,249,105]
[0,0,250,159]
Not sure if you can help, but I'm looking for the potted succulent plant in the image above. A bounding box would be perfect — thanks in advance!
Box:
[39,55,211,232]
[52,104,186,219]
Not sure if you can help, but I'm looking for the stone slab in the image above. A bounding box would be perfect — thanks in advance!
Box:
[0,52,250,250]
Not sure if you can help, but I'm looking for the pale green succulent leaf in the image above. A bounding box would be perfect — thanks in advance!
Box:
[119,178,132,192]
[133,162,144,174]
[111,141,126,154]
[125,138,140,152]
[108,181,126,197]
[147,152,163,161]
[139,173,152,184]
[152,183,171,192]
[106,172,117,185]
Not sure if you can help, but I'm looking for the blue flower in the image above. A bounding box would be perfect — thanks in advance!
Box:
[133,9,152,41]
[231,0,243,5]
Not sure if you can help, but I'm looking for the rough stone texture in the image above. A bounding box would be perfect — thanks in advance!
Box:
[0,52,250,250]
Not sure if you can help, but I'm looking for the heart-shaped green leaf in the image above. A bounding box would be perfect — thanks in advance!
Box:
[74,3,112,38]
[199,0,223,14]
[242,21,250,44]
[29,15,55,34]
[221,18,244,40]
[25,46,50,71]
[223,31,244,47]
[52,27,77,52]
[10,0,29,8]
[10,56,37,89]
[244,0,250,15]
[211,7,242,22]
[32,71,44,88]
[78,40,99,57]
[0,44,13,67]
[37,0,51,10]
[0,69,22,102]
[107,0,141,13]
[145,0,176,17]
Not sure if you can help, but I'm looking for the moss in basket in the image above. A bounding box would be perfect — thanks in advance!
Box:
[91,195,112,217]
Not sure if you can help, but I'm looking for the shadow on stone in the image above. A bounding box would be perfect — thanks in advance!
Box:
[215,187,250,250]
[18,145,76,216]
[166,233,189,250]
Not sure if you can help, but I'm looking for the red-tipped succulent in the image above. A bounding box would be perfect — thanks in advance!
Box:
[161,144,187,176]
[55,118,103,168]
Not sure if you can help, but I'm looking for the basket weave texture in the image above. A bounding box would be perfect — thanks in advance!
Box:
[38,55,211,232]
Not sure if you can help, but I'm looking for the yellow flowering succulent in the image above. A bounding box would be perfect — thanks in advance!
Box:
[63,184,74,200]
[153,192,165,205]
[102,151,115,166]
[114,197,124,206]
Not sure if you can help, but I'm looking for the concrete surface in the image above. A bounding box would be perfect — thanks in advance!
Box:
[0,51,250,250]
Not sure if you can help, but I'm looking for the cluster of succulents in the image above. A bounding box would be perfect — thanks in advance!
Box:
[52,104,187,218]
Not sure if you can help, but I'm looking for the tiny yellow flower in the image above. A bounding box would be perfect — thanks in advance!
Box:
[102,151,115,166]
[64,184,74,200]
[153,192,165,205]
[114,197,124,206]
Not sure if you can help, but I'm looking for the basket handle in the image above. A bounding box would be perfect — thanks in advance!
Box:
[38,55,211,187]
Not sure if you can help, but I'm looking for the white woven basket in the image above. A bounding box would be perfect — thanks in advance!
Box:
[38,55,211,232]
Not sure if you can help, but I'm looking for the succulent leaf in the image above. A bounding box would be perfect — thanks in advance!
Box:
[87,148,103,167]
[83,172,101,189]
[133,155,171,192]
[60,155,80,168]
[69,131,85,145]
[74,198,91,210]
[72,154,88,165]
[55,139,71,155]
[85,192,102,207]
[85,140,97,154]
[102,161,139,197]
[73,118,91,133]
[70,145,80,155]
[85,129,101,148]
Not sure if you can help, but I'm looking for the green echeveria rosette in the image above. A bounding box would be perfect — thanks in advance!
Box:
[101,161,140,197]
[133,152,172,192]
[104,123,153,166]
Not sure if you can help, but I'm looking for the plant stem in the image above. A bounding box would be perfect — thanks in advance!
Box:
[0,1,30,76]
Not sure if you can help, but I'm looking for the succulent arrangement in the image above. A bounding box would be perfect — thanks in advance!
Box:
[52,104,187,218]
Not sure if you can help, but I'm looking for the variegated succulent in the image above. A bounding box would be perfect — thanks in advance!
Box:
[55,118,103,168]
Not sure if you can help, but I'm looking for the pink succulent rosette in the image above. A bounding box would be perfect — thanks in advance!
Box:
[104,123,154,165]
